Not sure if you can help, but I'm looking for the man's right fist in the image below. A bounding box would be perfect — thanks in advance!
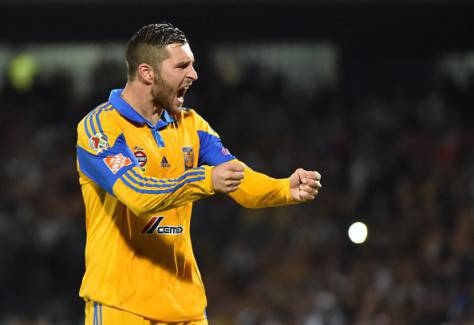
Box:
[211,160,245,193]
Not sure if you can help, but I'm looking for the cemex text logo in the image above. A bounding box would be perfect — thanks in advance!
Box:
[141,216,183,235]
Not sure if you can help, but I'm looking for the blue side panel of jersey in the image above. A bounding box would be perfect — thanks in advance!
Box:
[77,133,138,195]
[197,130,235,166]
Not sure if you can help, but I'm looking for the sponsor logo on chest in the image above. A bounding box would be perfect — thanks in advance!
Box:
[141,216,183,235]
[133,150,147,167]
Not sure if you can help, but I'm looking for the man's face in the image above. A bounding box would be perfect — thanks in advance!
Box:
[151,43,198,115]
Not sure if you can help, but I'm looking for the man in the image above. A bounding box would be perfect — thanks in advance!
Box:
[76,22,322,325]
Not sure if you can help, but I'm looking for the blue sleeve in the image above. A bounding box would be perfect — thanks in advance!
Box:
[77,133,140,195]
[197,130,235,166]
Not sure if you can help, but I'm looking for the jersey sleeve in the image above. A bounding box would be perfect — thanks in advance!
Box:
[194,111,236,166]
[228,162,299,208]
[76,109,215,217]
[191,110,297,208]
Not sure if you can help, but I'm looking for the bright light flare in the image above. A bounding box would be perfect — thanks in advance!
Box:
[348,221,368,244]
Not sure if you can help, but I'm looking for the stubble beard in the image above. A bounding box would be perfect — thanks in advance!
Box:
[152,73,181,115]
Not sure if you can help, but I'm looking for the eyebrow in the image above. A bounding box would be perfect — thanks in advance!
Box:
[176,58,195,66]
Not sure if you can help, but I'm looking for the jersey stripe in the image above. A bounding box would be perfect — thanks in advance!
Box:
[128,167,205,185]
[120,174,206,194]
[83,102,108,138]
[89,111,97,136]
[95,104,113,134]
[93,302,97,325]
[88,102,110,135]
[124,170,205,189]
[83,110,94,139]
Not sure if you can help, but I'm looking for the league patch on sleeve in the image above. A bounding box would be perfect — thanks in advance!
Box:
[89,133,110,154]
[103,153,132,174]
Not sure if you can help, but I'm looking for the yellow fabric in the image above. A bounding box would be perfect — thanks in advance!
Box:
[84,300,208,325]
[76,99,297,322]
[230,168,296,208]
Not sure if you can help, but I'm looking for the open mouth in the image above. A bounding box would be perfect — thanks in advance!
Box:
[176,86,189,104]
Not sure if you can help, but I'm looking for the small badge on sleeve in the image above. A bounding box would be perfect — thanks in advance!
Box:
[221,147,231,155]
[89,133,109,154]
[103,153,132,174]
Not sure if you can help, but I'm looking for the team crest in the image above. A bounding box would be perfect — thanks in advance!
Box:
[89,133,109,153]
[103,153,132,174]
[182,147,194,169]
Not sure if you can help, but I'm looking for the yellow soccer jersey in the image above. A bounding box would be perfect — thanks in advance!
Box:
[76,89,297,322]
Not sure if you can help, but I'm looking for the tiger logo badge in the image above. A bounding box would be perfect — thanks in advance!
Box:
[182,147,194,170]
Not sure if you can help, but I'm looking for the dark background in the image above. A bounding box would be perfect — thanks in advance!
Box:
[1,2,474,51]
[0,1,473,324]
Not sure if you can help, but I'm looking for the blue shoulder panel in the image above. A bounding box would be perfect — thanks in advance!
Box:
[77,134,139,195]
[197,130,235,166]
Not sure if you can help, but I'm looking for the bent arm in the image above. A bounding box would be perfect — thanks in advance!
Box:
[79,154,213,218]
[191,111,297,208]
[77,141,214,216]
[77,112,214,217]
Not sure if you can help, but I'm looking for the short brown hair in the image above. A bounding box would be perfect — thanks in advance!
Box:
[126,22,187,79]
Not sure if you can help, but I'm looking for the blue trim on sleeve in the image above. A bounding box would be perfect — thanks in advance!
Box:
[88,111,97,136]
[124,169,205,188]
[77,133,137,195]
[198,130,235,166]
[95,104,112,134]
[128,167,204,184]
[83,102,109,138]
[120,174,206,194]
[83,111,94,139]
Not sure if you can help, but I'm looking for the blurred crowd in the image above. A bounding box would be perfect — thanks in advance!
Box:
[0,50,473,325]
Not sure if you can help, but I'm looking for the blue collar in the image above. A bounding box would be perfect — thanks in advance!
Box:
[108,88,175,129]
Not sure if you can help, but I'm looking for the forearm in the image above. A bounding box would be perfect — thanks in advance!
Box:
[228,167,298,208]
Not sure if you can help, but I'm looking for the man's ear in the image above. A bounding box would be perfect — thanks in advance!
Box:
[137,63,154,85]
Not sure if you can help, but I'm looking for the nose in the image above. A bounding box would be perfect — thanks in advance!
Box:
[188,65,198,81]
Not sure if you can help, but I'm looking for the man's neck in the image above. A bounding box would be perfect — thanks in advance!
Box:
[121,82,163,125]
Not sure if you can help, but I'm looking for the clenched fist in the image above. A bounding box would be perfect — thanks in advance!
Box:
[289,168,322,202]
[212,160,245,193]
